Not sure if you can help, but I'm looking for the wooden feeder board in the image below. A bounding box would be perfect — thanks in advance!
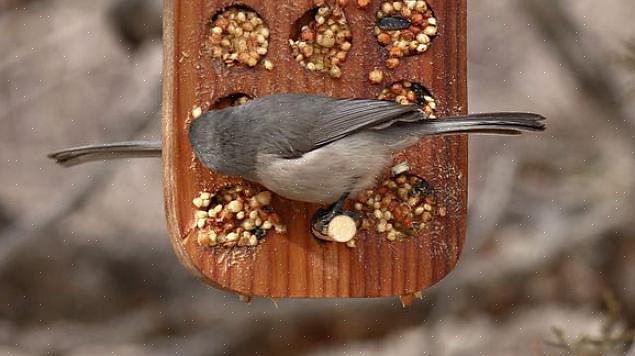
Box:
[162,0,467,298]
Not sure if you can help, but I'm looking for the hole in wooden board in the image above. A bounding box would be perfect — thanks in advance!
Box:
[211,93,253,110]
[374,0,438,69]
[378,80,437,118]
[353,167,440,242]
[208,5,270,68]
[289,5,352,78]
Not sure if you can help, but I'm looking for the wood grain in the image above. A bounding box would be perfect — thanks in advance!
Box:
[162,0,468,298]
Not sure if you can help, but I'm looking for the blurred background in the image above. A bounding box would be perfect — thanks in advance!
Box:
[1,0,634,355]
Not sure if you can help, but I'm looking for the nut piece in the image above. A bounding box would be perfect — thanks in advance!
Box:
[327,214,357,243]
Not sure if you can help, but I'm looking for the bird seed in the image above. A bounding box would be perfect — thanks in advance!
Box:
[192,187,285,249]
[374,1,438,69]
[378,81,437,118]
[208,7,270,68]
[290,5,352,78]
[354,162,439,241]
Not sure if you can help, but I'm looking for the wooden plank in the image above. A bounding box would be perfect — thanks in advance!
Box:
[163,0,468,298]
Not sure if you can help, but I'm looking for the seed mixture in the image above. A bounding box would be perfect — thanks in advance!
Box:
[354,163,444,241]
[378,81,437,118]
[374,1,438,69]
[289,5,352,78]
[208,7,270,68]
[192,187,286,248]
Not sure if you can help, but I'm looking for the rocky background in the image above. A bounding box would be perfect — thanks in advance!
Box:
[0,0,634,355]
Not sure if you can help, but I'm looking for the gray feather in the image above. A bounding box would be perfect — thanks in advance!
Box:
[48,141,161,167]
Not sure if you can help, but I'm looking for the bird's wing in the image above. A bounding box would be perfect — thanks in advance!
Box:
[248,94,423,158]
[309,97,423,148]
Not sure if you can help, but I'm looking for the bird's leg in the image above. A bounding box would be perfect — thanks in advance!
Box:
[311,193,362,243]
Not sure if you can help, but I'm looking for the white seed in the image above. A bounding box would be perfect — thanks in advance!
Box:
[262,221,273,230]
[369,69,384,84]
[427,17,437,26]
[416,44,428,53]
[424,25,437,36]
[383,211,393,220]
[416,33,430,44]
[249,235,259,246]
[346,239,357,248]
[197,232,211,246]
[227,200,243,213]
[374,209,384,219]
[211,26,222,35]
[242,220,255,230]
[249,197,260,208]
[226,232,239,242]
[200,192,212,200]
[263,59,274,70]
[249,210,258,220]
[255,191,272,206]
[415,206,425,215]
[424,203,433,211]
[192,106,203,119]
[392,162,410,176]
[255,218,263,227]
[192,197,203,208]
[196,210,208,219]
[197,218,206,229]
[354,203,364,211]
[236,211,246,220]
[377,220,387,233]
[213,204,223,213]
[387,231,398,241]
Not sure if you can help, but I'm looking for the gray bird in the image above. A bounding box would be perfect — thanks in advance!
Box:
[49,93,545,235]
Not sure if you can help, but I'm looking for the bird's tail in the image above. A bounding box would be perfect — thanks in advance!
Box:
[381,112,544,146]
[48,141,162,167]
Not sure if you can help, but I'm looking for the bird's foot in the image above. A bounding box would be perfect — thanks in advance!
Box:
[311,195,362,243]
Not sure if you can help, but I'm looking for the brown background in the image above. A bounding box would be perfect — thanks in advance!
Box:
[1,0,634,354]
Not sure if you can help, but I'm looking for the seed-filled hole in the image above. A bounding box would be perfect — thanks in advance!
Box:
[354,163,443,241]
[208,5,270,68]
[192,187,286,249]
[374,0,438,69]
[378,80,437,118]
[211,93,253,110]
[289,5,353,78]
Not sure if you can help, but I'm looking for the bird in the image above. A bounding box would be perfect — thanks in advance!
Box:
[49,93,545,238]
